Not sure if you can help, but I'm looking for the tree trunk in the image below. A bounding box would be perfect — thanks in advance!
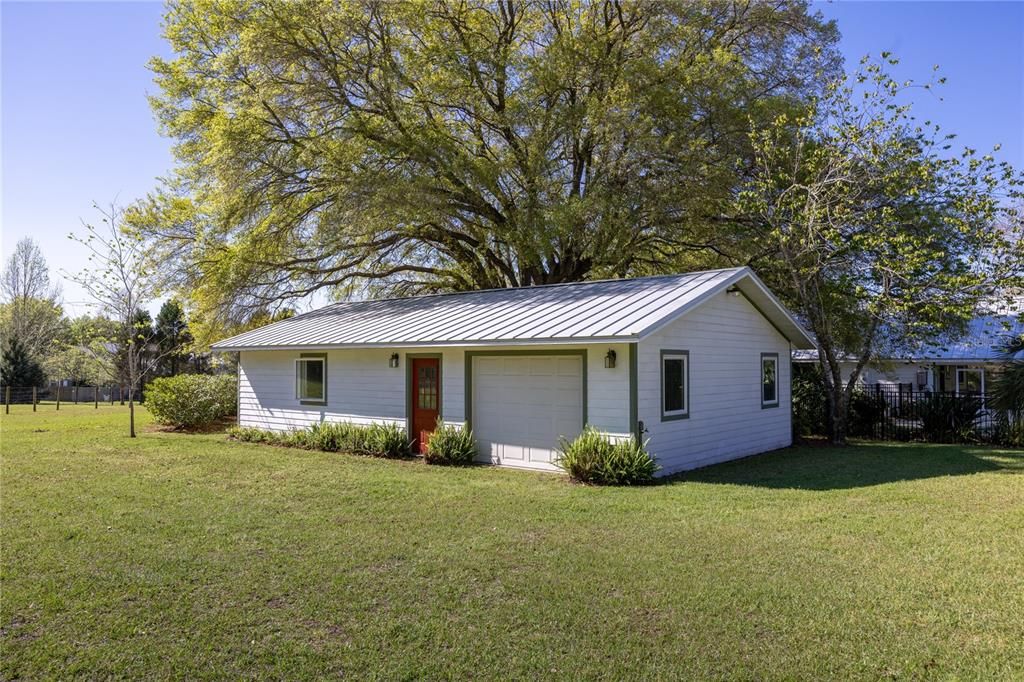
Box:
[816,340,849,445]
[827,383,849,444]
[128,343,137,438]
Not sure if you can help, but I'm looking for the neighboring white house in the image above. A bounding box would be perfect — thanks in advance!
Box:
[212,267,815,477]
[793,314,1023,395]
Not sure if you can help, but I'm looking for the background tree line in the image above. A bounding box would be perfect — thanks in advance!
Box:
[0,237,214,395]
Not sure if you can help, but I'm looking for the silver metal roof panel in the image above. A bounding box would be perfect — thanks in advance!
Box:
[212,267,817,350]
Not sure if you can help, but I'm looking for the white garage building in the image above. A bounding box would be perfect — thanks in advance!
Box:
[212,267,815,476]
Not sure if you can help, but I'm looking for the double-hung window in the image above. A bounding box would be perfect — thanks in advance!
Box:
[661,350,689,420]
[296,354,327,404]
[761,353,779,408]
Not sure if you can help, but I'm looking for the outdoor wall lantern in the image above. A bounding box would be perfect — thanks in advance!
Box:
[604,349,617,369]
[389,353,400,368]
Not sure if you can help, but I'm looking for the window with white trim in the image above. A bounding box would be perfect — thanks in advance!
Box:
[296,355,327,403]
[761,353,779,407]
[956,367,984,395]
[661,351,689,420]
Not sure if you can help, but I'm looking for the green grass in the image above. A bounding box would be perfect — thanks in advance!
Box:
[2,405,1023,679]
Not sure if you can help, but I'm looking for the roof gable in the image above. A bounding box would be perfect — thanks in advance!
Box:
[212,267,815,351]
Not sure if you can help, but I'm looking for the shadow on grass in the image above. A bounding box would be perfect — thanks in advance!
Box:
[670,442,1024,490]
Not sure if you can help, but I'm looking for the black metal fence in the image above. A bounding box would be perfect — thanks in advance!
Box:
[848,385,1018,445]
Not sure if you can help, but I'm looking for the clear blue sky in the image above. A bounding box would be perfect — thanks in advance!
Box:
[2,1,1022,316]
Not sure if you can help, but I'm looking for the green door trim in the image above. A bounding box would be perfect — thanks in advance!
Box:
[464,349,588,431]
[629,342,638,440]
[406,353,443,444]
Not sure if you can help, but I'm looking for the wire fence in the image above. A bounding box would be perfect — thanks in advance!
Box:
[0,385,144,412]
[846,385,1019,445]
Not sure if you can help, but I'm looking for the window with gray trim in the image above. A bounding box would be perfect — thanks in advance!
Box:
[296,356,326,403]
[661,351,689,419]
[761,353,778,407]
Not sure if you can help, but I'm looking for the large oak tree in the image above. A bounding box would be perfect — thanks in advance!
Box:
[141,0,839,327]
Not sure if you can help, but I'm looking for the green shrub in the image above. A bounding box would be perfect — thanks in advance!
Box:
[424,421,477,465]
[147,374,237,429]
[792,363,829,437]
[365,423,413,459]
[228,426,284,445]
[294,421,369,453]
[917,393,983,443]
[993,418,1024,448]
[228,421,411,458]
[848,391,887,438]
[556,426,658,485]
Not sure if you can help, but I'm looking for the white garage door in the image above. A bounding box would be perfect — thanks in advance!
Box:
[472,354,584,470]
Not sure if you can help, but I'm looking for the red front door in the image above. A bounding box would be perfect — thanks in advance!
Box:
[411,358,440,454]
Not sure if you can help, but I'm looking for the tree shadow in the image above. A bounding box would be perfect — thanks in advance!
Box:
[668,443,1024,491]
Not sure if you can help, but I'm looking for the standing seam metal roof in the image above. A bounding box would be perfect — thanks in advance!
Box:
[211,267,815,350]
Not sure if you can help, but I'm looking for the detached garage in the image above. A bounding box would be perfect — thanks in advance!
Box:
[212,267,815,476]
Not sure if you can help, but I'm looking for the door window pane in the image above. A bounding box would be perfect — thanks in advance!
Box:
[418,365,437,410]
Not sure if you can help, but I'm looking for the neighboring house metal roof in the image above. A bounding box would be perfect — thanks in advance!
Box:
[792,314,1024,364]
[212,267,816,351]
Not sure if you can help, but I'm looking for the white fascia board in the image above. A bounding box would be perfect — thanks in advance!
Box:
[213,335,638,353]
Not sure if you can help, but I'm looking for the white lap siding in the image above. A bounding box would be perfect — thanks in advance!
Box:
[638,291,792,475]
[238,348,465,432]
[237,343,630,439]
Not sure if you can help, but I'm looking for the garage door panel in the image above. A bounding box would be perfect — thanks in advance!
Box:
[475,357,504,375]
[528,357,555,375]
[556,357,581,375]
[473,354,584,470]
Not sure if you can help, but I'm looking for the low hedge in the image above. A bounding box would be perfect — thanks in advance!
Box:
[556,426,658,485]
[229,421,412,458]
[146,374,237,429]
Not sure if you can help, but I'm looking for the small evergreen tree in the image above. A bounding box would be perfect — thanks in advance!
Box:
[1,336,45,389]
[153,299,193,376]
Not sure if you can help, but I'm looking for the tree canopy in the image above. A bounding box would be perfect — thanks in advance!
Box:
[67,202,165,437]
[0,238,64,361]
[154,299,194,376]
[44,315,119,387]
[740,56,1024,441]
[140,0,839,327]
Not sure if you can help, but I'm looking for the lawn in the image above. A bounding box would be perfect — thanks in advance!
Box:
[2,406,1023,679]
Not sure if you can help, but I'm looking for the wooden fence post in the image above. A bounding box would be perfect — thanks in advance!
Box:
[94,386,99,409]
[32,387,37,412]
[5,386,9,414]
